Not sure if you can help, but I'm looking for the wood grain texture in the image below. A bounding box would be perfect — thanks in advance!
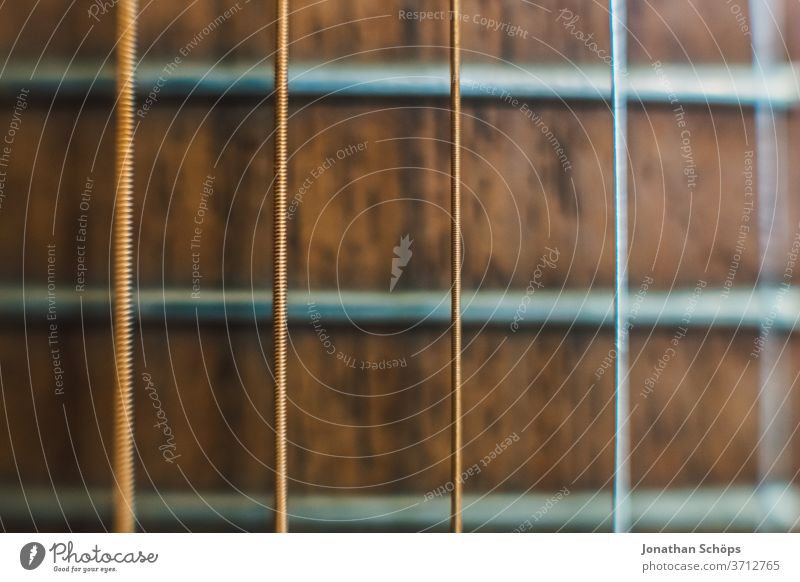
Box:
[0,0,778,63]
[0,0,797,516]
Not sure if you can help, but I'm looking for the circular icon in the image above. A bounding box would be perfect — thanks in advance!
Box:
[19,542,45,570]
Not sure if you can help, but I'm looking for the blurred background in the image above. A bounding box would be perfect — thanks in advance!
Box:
[1,0,799,531]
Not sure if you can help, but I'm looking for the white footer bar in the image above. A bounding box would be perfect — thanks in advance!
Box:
[1,533,799,581]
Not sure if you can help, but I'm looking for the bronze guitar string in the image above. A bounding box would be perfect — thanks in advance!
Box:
[273,0,290,534]
[450,0,463,534]
[112,0,138,534]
